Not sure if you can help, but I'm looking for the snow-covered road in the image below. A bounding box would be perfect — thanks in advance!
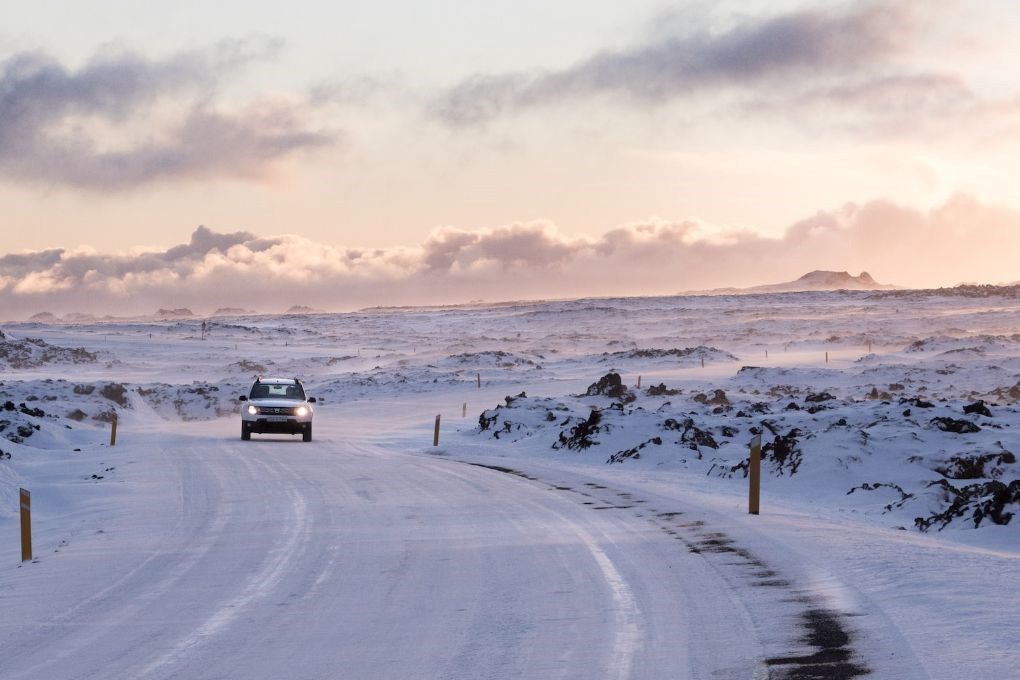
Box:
[1,427,778,679]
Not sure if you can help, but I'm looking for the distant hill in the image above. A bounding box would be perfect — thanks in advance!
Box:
[28,312,58,322]
[156,308,195,318]
[689,271,896,295]
[285,305,323,314]
[212,307,256,316]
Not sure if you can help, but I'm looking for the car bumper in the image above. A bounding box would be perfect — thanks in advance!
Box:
[246,419,311,434]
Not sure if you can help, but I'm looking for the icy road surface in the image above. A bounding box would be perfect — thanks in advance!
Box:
[0,423,772,679]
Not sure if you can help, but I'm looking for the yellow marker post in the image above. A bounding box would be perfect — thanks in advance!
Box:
[433,415,441,447]
[748,434,761,516]
[20,488,31,561]
[110,413,118,447]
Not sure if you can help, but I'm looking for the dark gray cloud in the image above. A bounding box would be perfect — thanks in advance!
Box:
[434,2,930,126]
[163,225,256,261]
[0,39,335,190]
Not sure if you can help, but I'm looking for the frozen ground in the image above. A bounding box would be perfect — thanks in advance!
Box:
[0,289,1018,678]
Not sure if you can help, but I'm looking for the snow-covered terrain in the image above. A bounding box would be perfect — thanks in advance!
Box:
[1,289,1018,678]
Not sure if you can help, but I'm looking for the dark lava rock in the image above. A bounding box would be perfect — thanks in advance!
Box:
[916,479,1020,530]
[67,409,87,422]
[934,451,1015,480]
[900,396,934,409]
[19,404,44,418]
[606,436,662,464]
[692,389,729,406]
[504,391,527,406]
[556,409,604,451]
[3,401,14,411]
[603,346,737,362]
[785,402,801,411]
[930,417,981,434]
[662,417,718,450]
[645,383,681,397]
[585,373,635,403]
[100,383,129,406]
[764,428,803,475]
[804,391,836,403]
[847,482,914,512]
[963,400,993,417]
[73,384,95,396]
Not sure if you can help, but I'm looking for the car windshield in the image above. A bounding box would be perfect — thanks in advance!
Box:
[250,382,305,400]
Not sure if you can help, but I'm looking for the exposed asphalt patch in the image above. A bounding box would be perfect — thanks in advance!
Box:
[466,463,537,480]
[766,608,869,679]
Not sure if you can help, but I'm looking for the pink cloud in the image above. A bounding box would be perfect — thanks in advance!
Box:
[1,194,1018,318]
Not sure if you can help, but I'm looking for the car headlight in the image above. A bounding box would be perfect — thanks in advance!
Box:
[294,405,308,417]
[247,404,258,415]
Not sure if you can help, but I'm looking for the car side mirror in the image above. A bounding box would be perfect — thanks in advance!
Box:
[239,395,248,401]
[308,397,317,403]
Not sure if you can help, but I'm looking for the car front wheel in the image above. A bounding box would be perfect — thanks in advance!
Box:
[241,422,251,441]
[302,424,312,442]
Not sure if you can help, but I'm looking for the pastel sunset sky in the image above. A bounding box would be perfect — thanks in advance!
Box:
[2,0,1020,315]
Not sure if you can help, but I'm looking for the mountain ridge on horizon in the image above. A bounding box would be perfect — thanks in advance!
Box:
[20,273,1020,323]
[682,270,897,296]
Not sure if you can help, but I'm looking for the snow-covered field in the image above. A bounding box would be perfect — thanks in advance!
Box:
[1,289,1018,678]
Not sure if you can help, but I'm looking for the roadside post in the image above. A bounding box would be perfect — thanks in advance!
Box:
[476,373,481,388]
[462,403,467,418]
[20,488,31,561]
[825,351,829,364]
[637,375,641,389]
[748,434,761,515]
[110,413,118,447]
[433,415,441,446]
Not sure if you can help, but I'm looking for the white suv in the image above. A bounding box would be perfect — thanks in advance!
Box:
[238,377,316,442]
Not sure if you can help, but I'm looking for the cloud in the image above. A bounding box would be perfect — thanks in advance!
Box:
[433,1,953,127]
[0,40,335,190]
[2,193,1019,318]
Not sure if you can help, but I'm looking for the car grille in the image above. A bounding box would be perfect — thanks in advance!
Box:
[260,407,295,416]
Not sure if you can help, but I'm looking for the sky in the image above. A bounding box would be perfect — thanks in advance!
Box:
[2,0,1020,316]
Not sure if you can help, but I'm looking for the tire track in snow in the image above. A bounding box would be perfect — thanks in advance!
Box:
[137,454,310,678]
[571,524,642,680]
[449,462,643,679]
